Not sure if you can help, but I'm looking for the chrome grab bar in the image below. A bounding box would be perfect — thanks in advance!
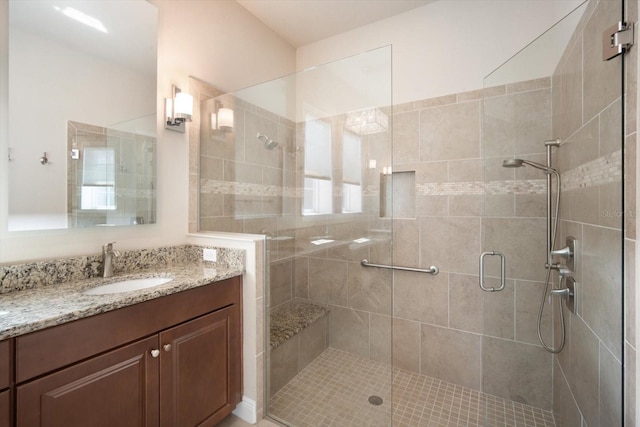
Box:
[360,259,439,275]
[479,251,506,292]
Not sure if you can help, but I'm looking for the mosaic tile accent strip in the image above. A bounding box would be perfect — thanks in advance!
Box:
[270,300,329,349]
[416,180,547,196]
[201,179,299,198]
[201,152,620,200]
[269,347,556,427]
[561,150,622,191]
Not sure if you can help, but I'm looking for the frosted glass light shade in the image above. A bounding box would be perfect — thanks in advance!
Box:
[217,107,234,130]
[174,92,193,120]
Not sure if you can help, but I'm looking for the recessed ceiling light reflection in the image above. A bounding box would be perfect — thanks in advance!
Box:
[53,6,108,34]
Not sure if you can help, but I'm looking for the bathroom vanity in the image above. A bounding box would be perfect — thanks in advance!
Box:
[0,258,243,427]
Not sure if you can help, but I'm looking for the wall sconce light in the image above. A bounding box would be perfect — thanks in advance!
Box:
[211,100,234,136]
[165,85,193,133]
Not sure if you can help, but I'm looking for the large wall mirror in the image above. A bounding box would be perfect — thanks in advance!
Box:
[6,0,157,231]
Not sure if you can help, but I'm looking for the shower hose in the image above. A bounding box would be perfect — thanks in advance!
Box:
[538,169,565,354]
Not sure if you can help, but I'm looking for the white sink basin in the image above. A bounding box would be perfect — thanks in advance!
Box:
[83,277,173,295]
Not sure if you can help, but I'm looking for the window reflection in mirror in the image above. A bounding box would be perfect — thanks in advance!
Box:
[6,0,157,231]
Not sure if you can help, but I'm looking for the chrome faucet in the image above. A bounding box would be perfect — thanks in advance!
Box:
[102,242,120,278]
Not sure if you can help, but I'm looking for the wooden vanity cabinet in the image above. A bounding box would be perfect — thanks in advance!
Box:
[14,276,242,427]
[0,339,12,427]
[17,336,160,427]
[160,305,240,426]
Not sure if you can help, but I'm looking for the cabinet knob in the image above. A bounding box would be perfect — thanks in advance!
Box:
[150,349,160,358]
[163,344,172,352]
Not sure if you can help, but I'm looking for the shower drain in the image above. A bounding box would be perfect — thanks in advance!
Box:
[368,395,383,406]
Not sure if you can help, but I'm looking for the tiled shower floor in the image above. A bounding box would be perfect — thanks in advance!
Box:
[269,348,556,427]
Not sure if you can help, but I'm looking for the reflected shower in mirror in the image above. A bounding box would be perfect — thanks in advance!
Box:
[67,121,156,228]
[6,0,157,231]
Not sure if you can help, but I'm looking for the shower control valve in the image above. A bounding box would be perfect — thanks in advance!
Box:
[551,246,573,259]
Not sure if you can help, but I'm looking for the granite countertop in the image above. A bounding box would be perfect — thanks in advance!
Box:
[0,263,243,341]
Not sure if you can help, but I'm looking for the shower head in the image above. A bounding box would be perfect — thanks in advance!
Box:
[257,133,279,150]
[502,158,557,174]
[502,159,525,168]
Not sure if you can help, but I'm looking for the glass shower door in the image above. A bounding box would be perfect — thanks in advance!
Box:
[198,46,394,426]
[481,1,624,425]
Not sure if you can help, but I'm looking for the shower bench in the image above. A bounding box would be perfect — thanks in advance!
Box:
[269,299,330,395]
[269,299,329,349]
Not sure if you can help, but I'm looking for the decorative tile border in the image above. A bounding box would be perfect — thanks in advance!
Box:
[561,150,622,191]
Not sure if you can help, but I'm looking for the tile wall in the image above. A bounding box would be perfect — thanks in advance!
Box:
[193,1,634,417]
[551,0,632,425]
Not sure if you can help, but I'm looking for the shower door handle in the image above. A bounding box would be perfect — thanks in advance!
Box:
[479,251,506,292]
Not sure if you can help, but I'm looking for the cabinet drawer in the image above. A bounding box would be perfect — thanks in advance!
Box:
[0,340,11,390]
[16,275,241,383]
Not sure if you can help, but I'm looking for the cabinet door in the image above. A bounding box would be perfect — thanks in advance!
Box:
[159,305,241,427]
[0,389,10,427]
[0,339,11,390]
[17,336,159,427]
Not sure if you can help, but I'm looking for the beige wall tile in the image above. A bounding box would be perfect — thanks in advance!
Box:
[420,324,481,390]
[201,156,224,180]
[270,259,293,308]
[392,318,421,372]
[328,306,370,359]
[625,343,636,426]
[420,216,481,275]
[556,117,599,173]
[294,257,309,299]
[393,219,420,267]
[298,316,328,371]
[553,41,583,141]
[348,262,392,315]
[200,193,224,218]
[599,344,623,426]
[419,101,480,161]
[449,195,483,217]
[369,314,392,365]
[599,181,623,228]
[482,336,552,410]
[600,98,623,156]
[568,316,600,427]
[582,225,622,359]
[308,257,348,306]
[245,111,281,168]
[552,358,582,427]
[515,280,551,346]
[415,195,448,216]
[393,110,419,164]
[269,334,299,396]
[449,273,483,334]
[625,239,636,348]
[583,0,622,124]
[223,159,262,184]
[393,270,448,326]
[625,134,637,239]
[482,217,546,281]
[483,279,515,340]
[448,158,483,182]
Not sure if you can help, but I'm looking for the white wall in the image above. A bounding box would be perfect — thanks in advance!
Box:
[296,0,586,104]
[0,0,295,263]
[7,28,156,231]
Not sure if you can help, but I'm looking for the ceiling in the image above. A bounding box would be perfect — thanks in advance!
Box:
[235,0,436,47]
